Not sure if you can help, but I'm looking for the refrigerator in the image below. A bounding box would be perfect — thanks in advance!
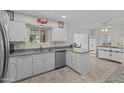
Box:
[0,10,10,83]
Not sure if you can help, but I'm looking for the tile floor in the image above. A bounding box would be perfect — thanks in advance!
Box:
[18,56,121,83]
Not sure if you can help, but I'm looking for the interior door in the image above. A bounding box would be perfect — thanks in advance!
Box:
[89,37,97,54]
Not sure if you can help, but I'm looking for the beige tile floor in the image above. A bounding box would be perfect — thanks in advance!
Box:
[18,56,121,83]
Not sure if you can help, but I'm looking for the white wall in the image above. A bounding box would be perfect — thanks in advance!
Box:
[67,24,90,45]
[14,13,59,28]
[90,25,124,46]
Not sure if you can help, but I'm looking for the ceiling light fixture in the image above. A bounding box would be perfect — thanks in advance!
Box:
[105,28,108,32]
[101,29,104,32]
[62,16,66,18]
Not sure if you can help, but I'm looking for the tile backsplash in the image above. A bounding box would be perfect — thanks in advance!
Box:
[13,42,68,50]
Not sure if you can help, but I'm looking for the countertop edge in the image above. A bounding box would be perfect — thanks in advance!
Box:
[10,48,91,57]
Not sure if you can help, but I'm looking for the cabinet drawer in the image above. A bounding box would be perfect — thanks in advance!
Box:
[33,54,43,60]
[17,56,32,62]
[45,52,55,57]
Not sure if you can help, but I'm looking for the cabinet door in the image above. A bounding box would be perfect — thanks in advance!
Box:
[80,53,89,74]
[16,56,32,80]
[66,51,71,66]
[8,57,17,82]
[33,54,45,75]
[33,60,44,75]
[89,37,97,54]
[118,53,124,63]
[60,29,67,41]
[46,57,55,71]
[98,50,104,58]
[9,21,26,42]
[111,52,118,61]
[9,63,17,82]
[103,51,109,59]
[52,28,60,41]
[44,53,55,72]
[71,52,76,69]
[52,28,67,41]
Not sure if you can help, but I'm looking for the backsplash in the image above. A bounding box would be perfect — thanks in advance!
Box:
[13,42,68,50]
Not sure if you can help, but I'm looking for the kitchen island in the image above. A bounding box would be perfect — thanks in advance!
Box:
[66,48,90,75]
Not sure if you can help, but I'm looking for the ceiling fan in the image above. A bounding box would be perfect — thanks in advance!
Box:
[93,18,114,32]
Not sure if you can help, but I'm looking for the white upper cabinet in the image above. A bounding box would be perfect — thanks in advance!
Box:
[8,21,27,42]
[52,28,67,41]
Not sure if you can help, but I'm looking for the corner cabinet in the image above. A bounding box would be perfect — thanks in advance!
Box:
[52,28,67,42]
[8,21,27,42]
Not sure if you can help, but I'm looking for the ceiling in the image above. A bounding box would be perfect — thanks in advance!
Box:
[14,10,124,30]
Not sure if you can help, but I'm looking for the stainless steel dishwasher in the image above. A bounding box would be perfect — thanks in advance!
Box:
[55,50,66,69]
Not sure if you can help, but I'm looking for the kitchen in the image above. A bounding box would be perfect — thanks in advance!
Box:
[0,10,124,83]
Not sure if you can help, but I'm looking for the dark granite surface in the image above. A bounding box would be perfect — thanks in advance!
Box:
[10,46,70,57]
[10,46,91,57]
[105,65,124,83]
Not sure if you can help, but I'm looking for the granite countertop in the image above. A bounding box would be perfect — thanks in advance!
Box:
[10,48,67,57]
[98,45,124,53]
[10,47,91,57]
[98,45,123,49]
[67,48,92,54]
[105,65,124,83]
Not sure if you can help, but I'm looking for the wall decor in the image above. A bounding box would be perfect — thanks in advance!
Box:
[58,21,64,28]
[37,18,48,24]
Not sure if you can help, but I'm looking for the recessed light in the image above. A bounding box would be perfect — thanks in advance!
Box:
[105,28,108,32]
[101,29,104,32]
[62,16,66,18]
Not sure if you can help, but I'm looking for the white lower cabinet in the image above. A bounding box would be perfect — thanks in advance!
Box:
[118,52,124,63]
[33,54,45,75]
[98,47,124,63]
[8,52,55,82]
[66,51,89,75]
[16,56,33,80]
[66,51,72,67]
[32,52,55,75]
[98,50,104,58]
[9,62,17,82]
[43,53,55,72]
[8,57,17,82]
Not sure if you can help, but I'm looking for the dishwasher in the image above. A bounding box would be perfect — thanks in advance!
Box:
[55,50,66,69]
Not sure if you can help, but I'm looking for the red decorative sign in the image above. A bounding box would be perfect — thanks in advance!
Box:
[37,18,48,24]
